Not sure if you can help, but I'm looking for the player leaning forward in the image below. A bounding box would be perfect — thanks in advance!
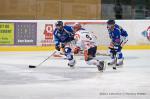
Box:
[73,23,106,71]
[53,21,76,66]
[107,19,128,66]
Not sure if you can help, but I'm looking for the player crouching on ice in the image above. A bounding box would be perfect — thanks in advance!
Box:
[107,19,128,66]
[53,21,76,67]
[73,23,106,72]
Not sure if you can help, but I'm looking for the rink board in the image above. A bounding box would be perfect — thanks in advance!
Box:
[0,45,150,51]
[0,20,150,51]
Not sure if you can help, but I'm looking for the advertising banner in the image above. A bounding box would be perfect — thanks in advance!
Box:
[14,22,37,45]
[36,20,56,46]
[41,24,54,46]
[0,23,14,45]
[141,26,150,41]
[0,20,149,47]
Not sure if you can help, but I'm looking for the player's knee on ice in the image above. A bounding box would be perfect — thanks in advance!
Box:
[87,46,97,57]
[82,46,99,66]
[86,59,99,66]
[84,46,97,61]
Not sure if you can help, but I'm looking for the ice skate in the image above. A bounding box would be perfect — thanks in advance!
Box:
[116,58,124,66]
[108,59,115,65]
[68,59,76,67]
[97,61,106,72]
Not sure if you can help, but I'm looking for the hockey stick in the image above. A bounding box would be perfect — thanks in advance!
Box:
[96,52,111,56]
[29,51,57,68]
[112,53,117,70]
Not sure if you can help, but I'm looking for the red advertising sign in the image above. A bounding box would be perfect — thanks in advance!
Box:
[147,26,150,40]
[44,24,53,40]
[42,24,54,46]
[141,26,150,41]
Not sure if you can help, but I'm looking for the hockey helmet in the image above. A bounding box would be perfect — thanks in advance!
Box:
[107,19,115,25]
[55,21,63,26]
[73,22,81,32]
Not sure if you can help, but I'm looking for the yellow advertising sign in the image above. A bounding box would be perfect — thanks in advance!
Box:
[0,23,14,45]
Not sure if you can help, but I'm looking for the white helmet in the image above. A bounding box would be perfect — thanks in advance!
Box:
[73,22,82,31]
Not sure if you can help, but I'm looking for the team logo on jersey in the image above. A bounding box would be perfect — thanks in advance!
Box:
[141,26,150,41]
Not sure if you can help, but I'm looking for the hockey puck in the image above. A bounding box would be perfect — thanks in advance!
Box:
[113,67,116,70]
[29,65,36,68]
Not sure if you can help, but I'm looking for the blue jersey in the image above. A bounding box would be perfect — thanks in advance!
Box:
[115,24,128,37]
[53,26,74,46]
[109,28,121,44]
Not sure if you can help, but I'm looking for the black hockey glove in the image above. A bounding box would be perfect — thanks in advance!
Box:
[55,45,60,51]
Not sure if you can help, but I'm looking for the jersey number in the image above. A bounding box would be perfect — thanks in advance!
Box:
[86,34,92,40]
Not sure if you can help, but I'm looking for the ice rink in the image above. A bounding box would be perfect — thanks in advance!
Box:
[0,50,150,99]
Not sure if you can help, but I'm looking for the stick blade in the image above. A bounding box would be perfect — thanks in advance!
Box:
[29,65,36,68]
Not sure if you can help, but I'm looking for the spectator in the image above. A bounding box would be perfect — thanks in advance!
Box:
[114,1,123,19]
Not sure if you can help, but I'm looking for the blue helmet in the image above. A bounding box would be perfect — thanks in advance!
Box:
[55,21,63,26]
[107,19,115,25]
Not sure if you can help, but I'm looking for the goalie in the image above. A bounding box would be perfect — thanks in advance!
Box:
[73,23,106,71]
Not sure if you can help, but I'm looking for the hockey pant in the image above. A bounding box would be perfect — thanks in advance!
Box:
[84,46,100,66]
[110,45,123,60]
[64,47,74,61]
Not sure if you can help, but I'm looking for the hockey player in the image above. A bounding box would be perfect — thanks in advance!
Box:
[53,21,76,67]
[73,22,85,32]
[73,23,105,71]
[107,19,128,66]
[114,21,128,47]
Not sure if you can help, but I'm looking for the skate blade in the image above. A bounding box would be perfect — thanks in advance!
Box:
[116,65,123,68]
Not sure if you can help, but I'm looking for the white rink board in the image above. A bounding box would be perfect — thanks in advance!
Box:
[0,20,150,46]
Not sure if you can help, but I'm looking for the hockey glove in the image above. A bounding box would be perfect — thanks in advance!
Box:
[74,46,80,54]
[55,45,60,51]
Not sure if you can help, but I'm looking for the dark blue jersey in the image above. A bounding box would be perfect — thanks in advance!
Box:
[53,26,74,46]
[109,28,121,44]
[115,24,128,37]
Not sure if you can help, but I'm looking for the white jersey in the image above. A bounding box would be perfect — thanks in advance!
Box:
[74,30,97,50]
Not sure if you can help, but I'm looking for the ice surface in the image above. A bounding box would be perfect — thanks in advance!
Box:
[0,50,150,99]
